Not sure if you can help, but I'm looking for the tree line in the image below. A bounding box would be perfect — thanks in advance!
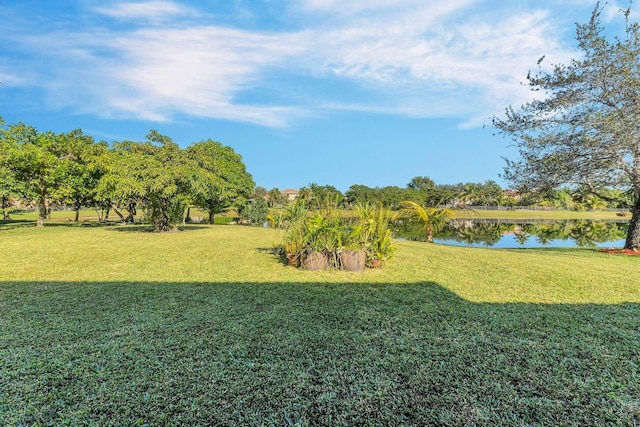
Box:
[259,178,633,212]
[0,120,254,231]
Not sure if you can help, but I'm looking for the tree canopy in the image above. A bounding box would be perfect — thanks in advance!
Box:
[493,3,640,249]
[186,139,254,224]
[98,131,193,231]
[1,120,254,231]
[0,123,94,226]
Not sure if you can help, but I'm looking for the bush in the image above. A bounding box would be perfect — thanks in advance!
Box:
[239,198,269,226]
[281,200,395,270]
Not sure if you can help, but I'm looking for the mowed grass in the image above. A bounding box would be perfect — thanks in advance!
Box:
[1,224,640,425]
[3,206,626,224]
[450,208,625,221]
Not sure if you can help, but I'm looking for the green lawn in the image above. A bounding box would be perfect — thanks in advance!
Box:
[1,224,639,425]
[4,206,626,224]
[450,208,625,221]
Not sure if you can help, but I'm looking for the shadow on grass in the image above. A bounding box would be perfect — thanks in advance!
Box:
[1,220,114,230]
[1,280,639,426]
[104,224,213,233]
[0,221,215,232]
[0,219,33,230]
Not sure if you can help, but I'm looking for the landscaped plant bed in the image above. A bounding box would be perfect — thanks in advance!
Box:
[598,248,640,255]
[280,200,395,271]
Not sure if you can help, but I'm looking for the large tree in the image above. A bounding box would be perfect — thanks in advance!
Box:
[98,131,192,231]
[0,165,18,220]
[0,118,19,220]
[55,130,105,222]
[186,139,254,224]
[0,123,79,227]
[493,3,640,249]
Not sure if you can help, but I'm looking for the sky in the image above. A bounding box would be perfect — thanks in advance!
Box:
[0,0,630,192]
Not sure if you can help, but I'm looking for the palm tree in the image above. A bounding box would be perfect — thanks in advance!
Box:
[268,187,282,208]
[394,201,453,242]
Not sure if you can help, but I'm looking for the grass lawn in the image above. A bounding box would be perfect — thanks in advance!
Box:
[450,208,626,221]
[3,206,626,225]
[1,224,639,425]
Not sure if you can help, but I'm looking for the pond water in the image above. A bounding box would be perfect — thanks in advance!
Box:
[393,219,628,249]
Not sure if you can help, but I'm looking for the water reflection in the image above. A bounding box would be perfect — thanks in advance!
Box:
[393,219,628,248]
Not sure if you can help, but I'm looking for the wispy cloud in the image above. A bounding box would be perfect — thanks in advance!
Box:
[0,69,25,86]
[1,0,583,128]
[95,1,197,22]
[290,4,573,127]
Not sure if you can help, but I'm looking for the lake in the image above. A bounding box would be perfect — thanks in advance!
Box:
[394,219,628,249]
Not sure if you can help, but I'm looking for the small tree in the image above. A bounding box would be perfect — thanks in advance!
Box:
[394,201,453,242]
[267,187,285,208]
[239,197,269,226]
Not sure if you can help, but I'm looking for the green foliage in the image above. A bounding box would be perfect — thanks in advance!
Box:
[493,4,640,248]
[355,202,395,263]
[280,199,396,269]
[0,161,19,219]
[142,195,187,231]
[55,131,107,221]
[213,216,235,225]
[239,197,269,226]
[98,132,193,231]
[0,123,98,226]
[407,176,436,191]
[266,187,286,208]
[186,139,254,224]
[304,183,344,210]
[346,179,509,209]
[395,201,454,242]
[1,118,254,232]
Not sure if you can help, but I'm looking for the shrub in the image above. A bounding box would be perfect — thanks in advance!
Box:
[281,200,395,270]
[239,198,269,226]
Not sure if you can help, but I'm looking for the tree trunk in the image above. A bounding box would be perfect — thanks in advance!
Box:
[37,191,47,227]
[208,210,214,224]
[624,197,640,249]
[74,202,81,222]
[1,196,10,220]
[125,201,136,223]
[37,205,46,227]
[155,198,171,232]
[112,206,125,222]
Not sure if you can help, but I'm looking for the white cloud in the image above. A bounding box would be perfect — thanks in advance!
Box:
[96,1,196,22]
[0,70,26,86]
[1,0,586,128]
[299,0,431,16]
[287,5,575,126]
[97,26,306,125]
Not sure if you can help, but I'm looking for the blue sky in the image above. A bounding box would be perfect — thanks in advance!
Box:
[0,0,626,192]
